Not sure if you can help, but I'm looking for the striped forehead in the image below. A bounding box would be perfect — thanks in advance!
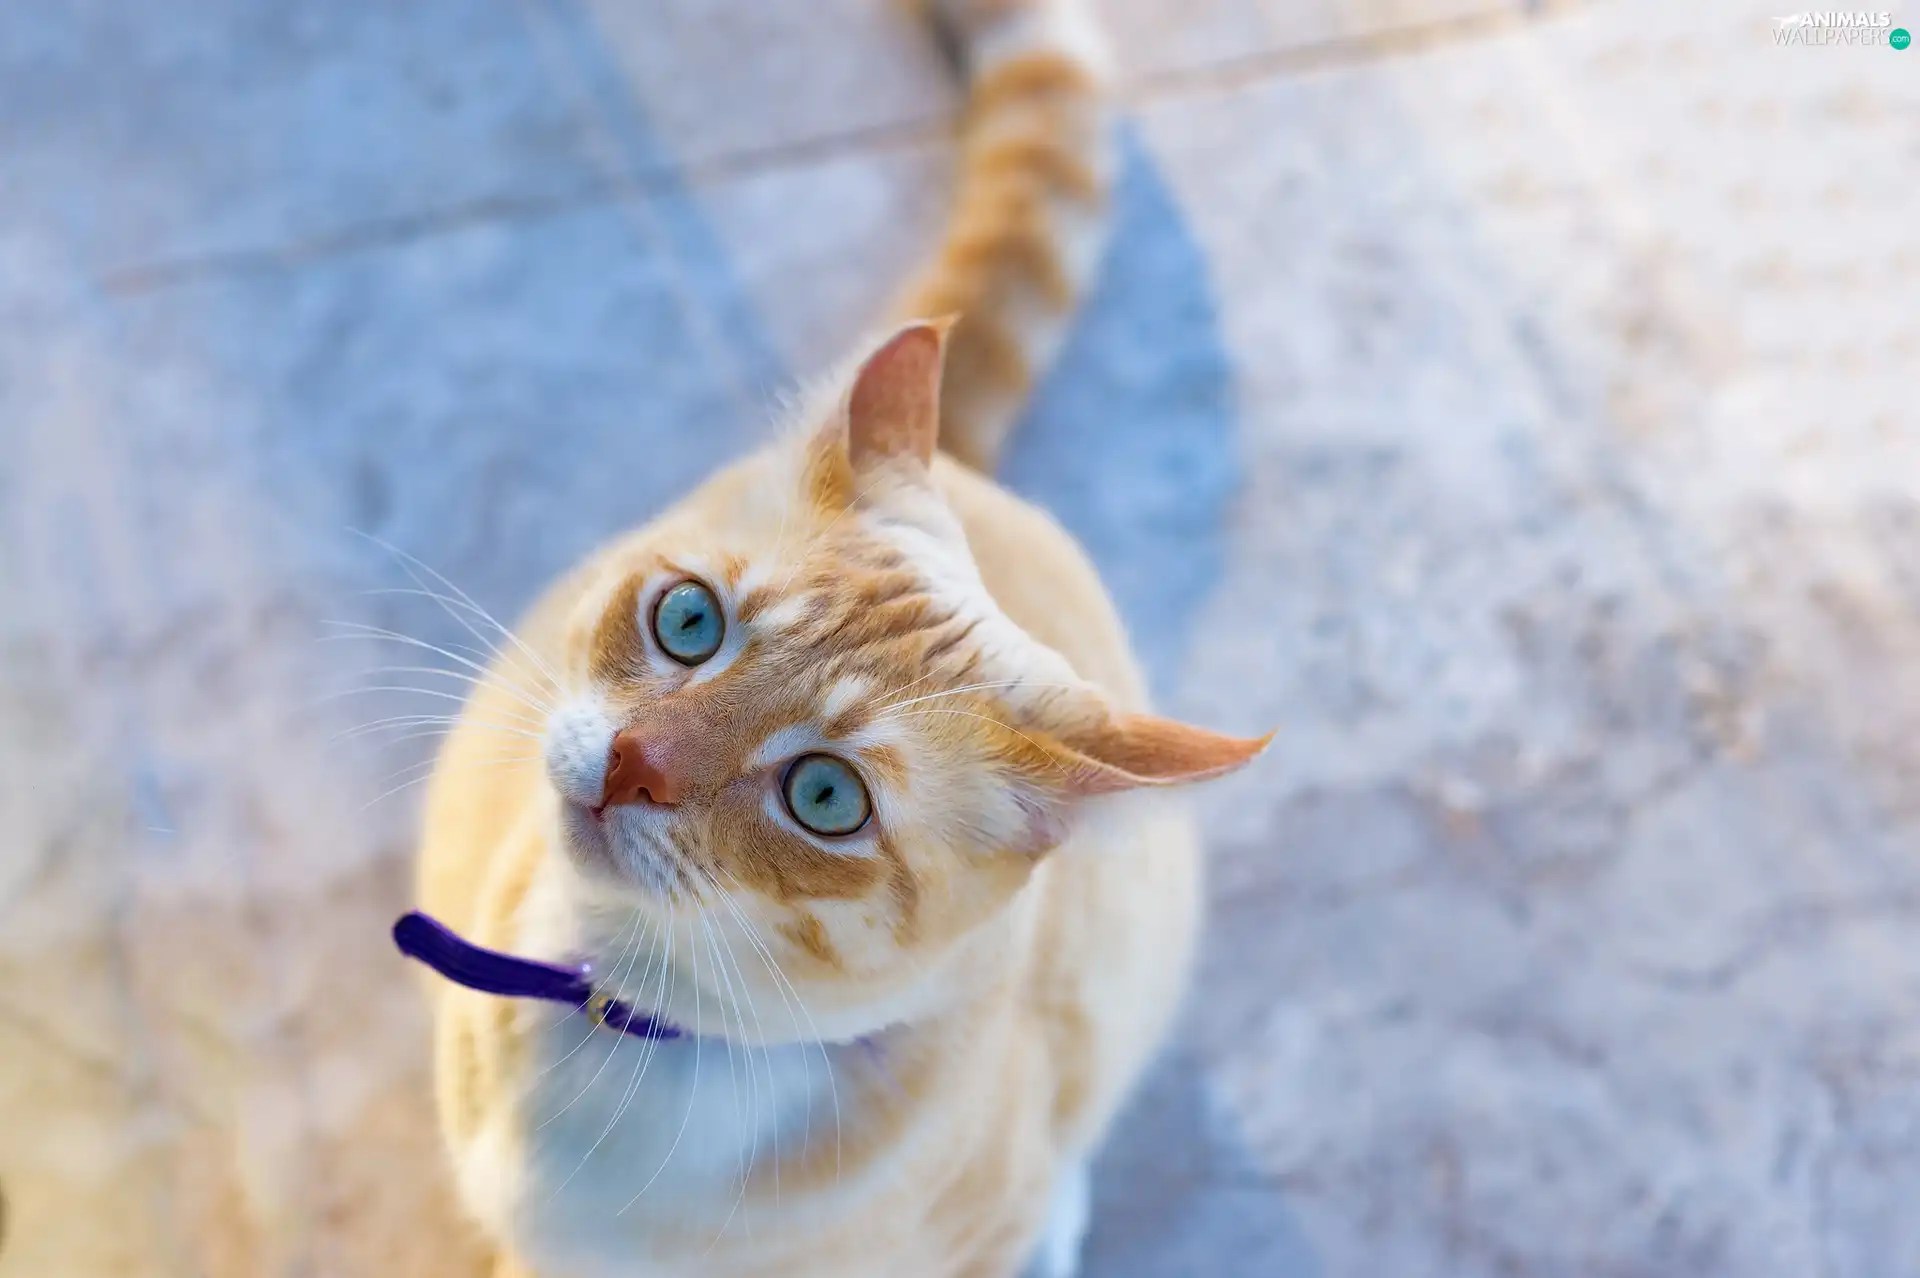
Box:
[580,525,979,721]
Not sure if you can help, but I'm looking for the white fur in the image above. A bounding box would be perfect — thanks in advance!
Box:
[949,0,1113,81]
[749,723,825,771]
[820,673,872,722]
[544,698,615,809]
[497,1011,852,1276]
[468,862,1001,1276]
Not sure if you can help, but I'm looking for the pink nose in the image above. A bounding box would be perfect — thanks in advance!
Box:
[601,730,682,809]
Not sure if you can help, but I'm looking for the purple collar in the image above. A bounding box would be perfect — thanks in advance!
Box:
[393,911,682,1041]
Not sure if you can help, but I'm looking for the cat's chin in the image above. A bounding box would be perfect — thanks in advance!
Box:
[555,799,685,901]
[555,799,626,881]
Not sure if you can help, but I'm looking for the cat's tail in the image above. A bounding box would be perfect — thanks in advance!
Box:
[895,0,1117,472]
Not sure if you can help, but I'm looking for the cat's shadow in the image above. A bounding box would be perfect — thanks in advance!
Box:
[1005,134,1314,1278]
[1000,129,1239,698]
[1081,1046,1319,1278]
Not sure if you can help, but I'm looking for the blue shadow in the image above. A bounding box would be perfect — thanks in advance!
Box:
[1000,127,1239,696]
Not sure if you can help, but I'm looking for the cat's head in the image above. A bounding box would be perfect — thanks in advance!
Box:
[540,321,1267,1036]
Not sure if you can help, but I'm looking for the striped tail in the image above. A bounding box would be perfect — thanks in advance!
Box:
[896,0,1117,473]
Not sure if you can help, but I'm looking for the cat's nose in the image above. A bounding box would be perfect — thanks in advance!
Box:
[601,729,682,809]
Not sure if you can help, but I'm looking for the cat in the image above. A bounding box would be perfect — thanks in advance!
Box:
[411,2,1269,1275]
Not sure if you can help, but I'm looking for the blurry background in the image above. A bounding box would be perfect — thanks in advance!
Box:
[3,0,1918,1274]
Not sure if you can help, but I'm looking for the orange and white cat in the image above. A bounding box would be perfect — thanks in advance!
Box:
[414,2,1268,1275]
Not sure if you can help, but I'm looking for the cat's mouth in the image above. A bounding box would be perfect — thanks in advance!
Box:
[559,794,686,898]
[558,795,623,875]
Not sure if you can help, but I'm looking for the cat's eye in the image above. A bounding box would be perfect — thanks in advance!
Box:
[782,754,871,837]
[651,579,725,665]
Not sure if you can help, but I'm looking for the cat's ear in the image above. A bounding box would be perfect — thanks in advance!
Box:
[1044,711,1274,797]
[999,703,1270,854]
[843,317,954,473]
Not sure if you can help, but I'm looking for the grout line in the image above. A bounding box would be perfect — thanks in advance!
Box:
[1124,1,1590,103]
[99,185,612,296]
[96,3,1586,296]
[97,114,953,297]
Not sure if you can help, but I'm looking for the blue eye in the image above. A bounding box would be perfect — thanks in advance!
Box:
[651,580,725,665]
[782,754,871,837]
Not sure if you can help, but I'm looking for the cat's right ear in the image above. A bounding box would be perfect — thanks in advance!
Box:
[803,318,956,512]
[844,318,954,474]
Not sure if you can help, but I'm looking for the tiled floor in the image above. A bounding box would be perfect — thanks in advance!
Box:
[4,1,1918,1274]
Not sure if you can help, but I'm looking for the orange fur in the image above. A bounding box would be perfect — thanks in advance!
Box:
[895,1,1116,472]
[411,5,1265,1276]
[415,321,1267,1277]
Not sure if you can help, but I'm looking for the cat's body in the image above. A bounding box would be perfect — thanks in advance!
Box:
[413,3,1265,1275]
[420,460,1203,1278]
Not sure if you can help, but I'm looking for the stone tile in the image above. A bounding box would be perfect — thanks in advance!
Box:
[0,0,602,276]
[7,0,1920,1274]
[1102,0,1281,79]
[1111,6,1920,1274]
[699,143,952,376]
[0,181,803,1277]
[1107,0,1526,81]
[574,0,953,160]
[0,0,950,279]
[0,0,1536,281]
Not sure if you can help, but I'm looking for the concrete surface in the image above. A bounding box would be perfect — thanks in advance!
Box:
[5,0,1920,1274]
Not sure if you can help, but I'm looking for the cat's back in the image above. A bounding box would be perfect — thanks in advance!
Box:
[932,456,1147,710]
[934,456,1203,1145]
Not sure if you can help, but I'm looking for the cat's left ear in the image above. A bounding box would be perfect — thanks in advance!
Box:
[1001,705,1271,854]
[843,317,955,473]
[1045,711,1274,797]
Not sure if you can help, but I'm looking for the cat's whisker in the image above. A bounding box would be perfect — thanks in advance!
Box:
[619,922,706,1215]
[713,916,771,1228]
[320,627,482,679]
[339,726,461,755]
[876,678,1082,716]
[697,918,744,1181]
[336,662,557,715]
[568,910,680,1166]
[350,590,565,702]
[342,709,545,753]
[692,868,801,1218]
[713,871,841,1184]
[544,913,672,1203]
[319,620,496,670]
[733,917,785,1224]
[319,625,558,717]
[867,664,1076,716]
[694,871,783,1237]
[540,905,660,1136]
[535,907,652,1086]
[443,719,546,740]
[320,619,495,670]
[696,914,753,1244]
[375,746,535,786]
[309,684,549,730]
[333,712,545,746]
[868,666,950,707]
[719,914,833,1158]
[329,712,464,743]
[351,531,567,690]
[358,755,530,812]
[881,708,1077,778]
[726,917,781,1229]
